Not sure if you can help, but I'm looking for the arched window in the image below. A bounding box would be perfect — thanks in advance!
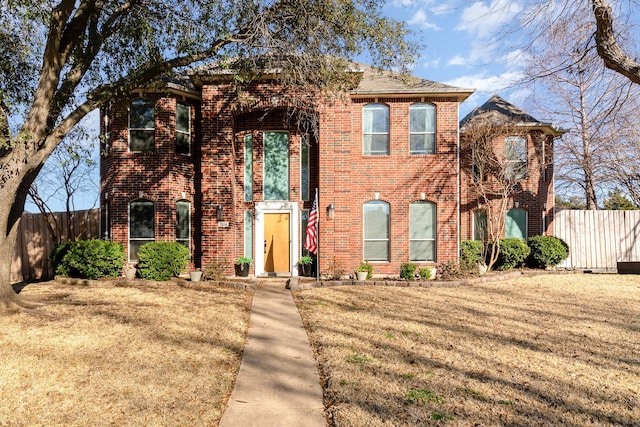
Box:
[363,103,389,155]
[505,136,527,180]
[129,98,155,152]
[176,200,190,249]
[364,201,390,261]
[409,103,436,154]
[129,200,155,261]
[409,201,436,261]
[505,208,527,239]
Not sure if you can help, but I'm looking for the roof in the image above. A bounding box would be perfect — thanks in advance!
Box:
[187,59,474,101]
[460,94,566,136]
[349,64,474,101]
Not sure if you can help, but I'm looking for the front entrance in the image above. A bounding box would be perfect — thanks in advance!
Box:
[264,213,290,274]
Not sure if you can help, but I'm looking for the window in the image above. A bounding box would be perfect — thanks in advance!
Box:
[244,210,253,259]
[363,103,389,155]
[176,103,191,155]
[129,99,155,152]
[244,134,253,201]
[505,136,527,180]
[176,201,190,249]
[409,201,436,261]
[129,200,154,261]
[473,210,487,241]
[300,210,310,257]
[410,103,436,154]
[102,105,111,155]
[505,208,527,239]
[364,201,390,261]
[264,131,289,200]
[301,135,310,201]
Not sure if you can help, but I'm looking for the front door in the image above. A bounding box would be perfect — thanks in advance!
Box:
[264,213,290,273]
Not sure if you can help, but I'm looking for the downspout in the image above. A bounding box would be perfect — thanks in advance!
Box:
[456,102,461,262]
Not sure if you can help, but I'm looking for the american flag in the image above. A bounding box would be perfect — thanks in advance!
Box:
[304,191,318,255]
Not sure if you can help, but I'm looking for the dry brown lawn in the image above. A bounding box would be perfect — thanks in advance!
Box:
[0,279,252,427]
[294,274,640,426]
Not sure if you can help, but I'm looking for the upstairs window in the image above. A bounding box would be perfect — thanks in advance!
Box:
[363,103,389,155]
[364,201,390,261]
[505,136,527,180]
[176,103,191,155]
[244,134,253,201]
[409,103,436,154]
[409,201,436,262]
[129,98,155,152]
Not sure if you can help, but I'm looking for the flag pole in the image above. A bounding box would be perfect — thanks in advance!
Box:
[316,188,320,281]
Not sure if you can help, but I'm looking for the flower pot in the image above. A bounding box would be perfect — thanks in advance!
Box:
[300,263,312,277]
[124,268,136,280]
[356,271,368,281]
[190,271,203,282]
[235,263,250,277]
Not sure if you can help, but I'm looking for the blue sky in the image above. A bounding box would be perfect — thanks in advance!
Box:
[383,0,528,117]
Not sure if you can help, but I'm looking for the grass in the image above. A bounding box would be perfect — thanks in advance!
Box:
[0,279,253,426]
[293,274,640,426]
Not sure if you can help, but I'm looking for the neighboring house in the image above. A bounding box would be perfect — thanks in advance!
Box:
[99,65,558,277]
[459,95,565,242]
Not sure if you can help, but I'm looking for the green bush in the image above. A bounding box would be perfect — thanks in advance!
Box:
[356,261,374,279]
[400,262,417,280]
[527,235,569,268]
[460,240,483,273]
[497,238,530,271]
[136,241,190,281]
[55,240,125,279]
[418,267,433,280]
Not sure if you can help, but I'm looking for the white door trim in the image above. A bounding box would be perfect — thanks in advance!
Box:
[254,201,299,276]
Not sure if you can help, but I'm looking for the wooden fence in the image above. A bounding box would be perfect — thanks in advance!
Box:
[11,209,100,282]
[554,209,640,270]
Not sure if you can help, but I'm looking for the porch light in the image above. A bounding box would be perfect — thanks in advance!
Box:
[327,204,335,220]
[514,201,520,208]
[216,204,224,221]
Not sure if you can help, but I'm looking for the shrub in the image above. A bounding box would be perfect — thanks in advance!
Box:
[51,241,74,276]
[136,241,190,281]
[55,240,125,279]
[460,240,483,273]
[527,235,569,268]
[356,261,374,279]
[203,259,229,281]
[497,238,530,271]
[418,267,433,280]
[400,262,417,280]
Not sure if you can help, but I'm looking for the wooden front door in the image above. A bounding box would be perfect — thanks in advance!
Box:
[264,213,290,273]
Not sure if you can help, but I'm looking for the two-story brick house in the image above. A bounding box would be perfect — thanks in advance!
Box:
[100,64,558,277]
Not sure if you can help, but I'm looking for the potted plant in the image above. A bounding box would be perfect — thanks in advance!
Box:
[190,268,203,282]
[356,261,373,280]
[124,263,137,280]
[298,255,313,276]
[235,257,253,277]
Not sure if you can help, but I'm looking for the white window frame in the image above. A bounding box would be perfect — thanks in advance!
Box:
[128,199,155,262]
[128,98,155,152]
[409,103,436,155]
[409,201,436,262]
[176,103,191,155]
[176,200,191,250]
[363,103,389,155]
[363,200,390,262]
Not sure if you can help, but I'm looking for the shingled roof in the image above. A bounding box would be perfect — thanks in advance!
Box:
[460,94,565,136]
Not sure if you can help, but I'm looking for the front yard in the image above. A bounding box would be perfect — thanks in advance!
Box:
[0,280,252,426]
[294,274,640,426]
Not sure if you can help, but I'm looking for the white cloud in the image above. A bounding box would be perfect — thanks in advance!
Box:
[456,0,522,39]
[408,9,440,30]
[445,70,523,93]
[447,55,467,66]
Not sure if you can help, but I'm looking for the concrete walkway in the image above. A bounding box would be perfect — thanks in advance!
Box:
[219,280,327,427]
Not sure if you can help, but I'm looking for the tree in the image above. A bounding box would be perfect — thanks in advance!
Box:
[28,124,98,244]
[592,0,640,85]
[602,189,638,210]
[520,3,638,210]
[461,117,533,270]
[0,1,415,311]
